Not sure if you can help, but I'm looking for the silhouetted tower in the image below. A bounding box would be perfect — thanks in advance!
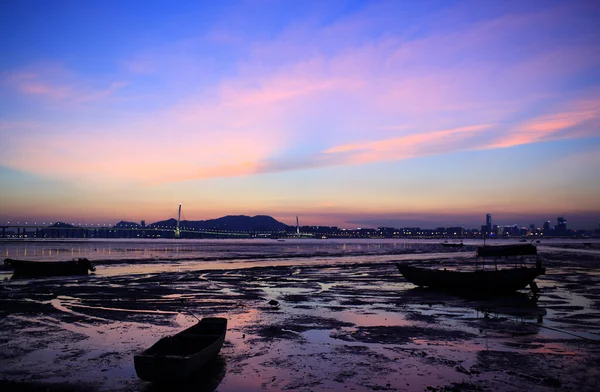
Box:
[296,216,300,236]
[485,213,492,234]
[175,203,182,238]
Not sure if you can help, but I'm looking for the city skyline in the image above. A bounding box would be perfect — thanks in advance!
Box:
[2,210,597,232]
[1,1,600,229]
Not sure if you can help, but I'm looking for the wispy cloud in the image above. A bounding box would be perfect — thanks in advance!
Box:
[326,125,491,157]
[3,65,127,104]
[488,98,600,149]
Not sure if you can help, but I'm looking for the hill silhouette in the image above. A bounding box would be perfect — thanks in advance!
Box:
[114,220,141,228]
[149,215,289,232]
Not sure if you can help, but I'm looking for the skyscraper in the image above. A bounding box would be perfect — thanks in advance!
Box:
[486,213,492,234]
[557,216,567,234]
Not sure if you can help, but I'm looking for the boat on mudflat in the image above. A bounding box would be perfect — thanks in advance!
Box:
[396,244,545,295]
[4,258,95,277]
[134,317,227,382]
[441,242,463,248]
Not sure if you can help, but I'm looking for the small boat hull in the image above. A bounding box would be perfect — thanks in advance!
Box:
[134,317,227,382]
[4,258,95,277]
[441,243,463,248]
[396,264,545,295]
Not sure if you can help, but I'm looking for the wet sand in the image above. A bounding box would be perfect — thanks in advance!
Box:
[1,243,600,391]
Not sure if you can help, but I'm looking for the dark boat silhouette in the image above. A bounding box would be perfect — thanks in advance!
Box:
[134,317,227,382]
[441,242,463,248]
[396,244,544,295]
[4,258,95,277]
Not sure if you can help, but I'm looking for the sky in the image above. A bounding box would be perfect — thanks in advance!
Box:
[1,0,599,230]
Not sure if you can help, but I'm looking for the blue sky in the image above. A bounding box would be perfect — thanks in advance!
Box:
[1,0,599,229]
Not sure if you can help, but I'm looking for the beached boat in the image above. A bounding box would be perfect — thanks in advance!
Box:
[134,317,227,382]
[4,258,95,277]
[441,242,463,248]
[396,244,544,295]
[396,264,545,294]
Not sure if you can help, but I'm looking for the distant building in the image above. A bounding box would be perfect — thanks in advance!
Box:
[510,225,519,236]
[543,221,551,232]
[557,216,567,234]
[529,224,535,231]
[141,220,146,228]
[486,213,492,234]
[447,227,464,236]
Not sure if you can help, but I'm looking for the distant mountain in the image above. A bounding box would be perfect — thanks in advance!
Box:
[114,220,141,228]
[50,222,75,228]
[148,218,177,227]
[149,215,289,232]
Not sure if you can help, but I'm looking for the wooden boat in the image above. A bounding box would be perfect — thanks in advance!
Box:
[396,263,545,295]
[397,244,544,295]
[4,258,95,277]
[441,242,463,248]
[134,317,227,382]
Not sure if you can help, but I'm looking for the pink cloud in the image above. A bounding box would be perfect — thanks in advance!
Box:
[488,99,600,149]
[1,96,289,184]
[3,66,127,104]
[4,71,72,99]
[325,124,493,164]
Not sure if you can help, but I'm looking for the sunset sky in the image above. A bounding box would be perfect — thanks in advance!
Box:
[1,0,599,229]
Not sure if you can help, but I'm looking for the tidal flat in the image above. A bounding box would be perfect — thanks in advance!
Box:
[1,239,599,391]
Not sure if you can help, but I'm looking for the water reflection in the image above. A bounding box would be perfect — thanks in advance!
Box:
[400,287,547,325]
[474,293,547,323]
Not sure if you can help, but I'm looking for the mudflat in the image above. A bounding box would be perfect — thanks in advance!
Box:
[1,241,600,391]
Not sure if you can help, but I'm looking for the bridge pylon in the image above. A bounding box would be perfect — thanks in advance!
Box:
[174,203,181,238]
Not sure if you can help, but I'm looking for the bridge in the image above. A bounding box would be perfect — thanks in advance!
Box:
[1,204,312,239]
[0,224,287,239]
